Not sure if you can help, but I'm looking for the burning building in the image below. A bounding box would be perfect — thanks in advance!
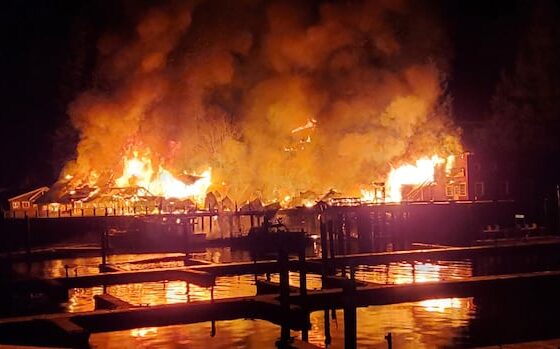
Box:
[7,1,473,219]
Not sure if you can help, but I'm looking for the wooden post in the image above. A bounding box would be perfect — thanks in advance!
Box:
[25,213,31,258]
[324,309,331,346]
[385,332,393,349]
[184,221,190,256]
[278,245,290,347]
[337,213,345,255]
[343,269,357,349]
[556,184,560,234]
[100,228,108,268]
[328,220,336,261]
[299,246,309,342]
[320,220,329,280]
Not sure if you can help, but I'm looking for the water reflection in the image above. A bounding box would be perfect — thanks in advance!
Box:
[130,327,158,338]
[11,253,184,278]
[355,260,472,285]
[90,320,282,349]
[303,297,475,348]
[66,275,256,312]
[87,297,476,348]
[420,298,465,313]
[12,249,517,348]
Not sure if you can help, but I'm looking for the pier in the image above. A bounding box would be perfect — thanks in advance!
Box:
[0,236,559,347]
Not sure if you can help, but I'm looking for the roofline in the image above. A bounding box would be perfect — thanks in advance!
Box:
[8,187,50,202]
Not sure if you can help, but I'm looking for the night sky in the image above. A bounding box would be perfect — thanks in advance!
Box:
[0,0,557,198]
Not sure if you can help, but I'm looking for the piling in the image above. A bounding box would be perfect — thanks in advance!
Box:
[323,309,331,346]
[320,220,328,267]
[343,267,357,349]
[385,332,393,349]
[328,220,336,261]
[277,246,291,347]
[100,227,108,271]
[299,245,309,342]
[24,213,31,258]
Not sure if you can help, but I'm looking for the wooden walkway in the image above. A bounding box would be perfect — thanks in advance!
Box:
[1,269,560,347]
[1,237,558,301]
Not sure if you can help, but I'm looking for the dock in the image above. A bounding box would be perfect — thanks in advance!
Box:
[0,269,559,347]
[0,236,558,347]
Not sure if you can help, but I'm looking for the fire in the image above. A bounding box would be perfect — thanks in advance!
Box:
[386,155,444,202]
[115,151,211,203]
[360,155,454,203]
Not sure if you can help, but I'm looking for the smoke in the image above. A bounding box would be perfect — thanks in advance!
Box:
[62,0,462,202]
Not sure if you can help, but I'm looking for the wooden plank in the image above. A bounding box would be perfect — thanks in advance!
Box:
[55,268,215,288]
[256,279,299,295]
[290,270,560,311]
[475,338,560,348]
[328,238,560,267]
[322,275,369,289]
[1,269,560,347]
[94,294,134,310]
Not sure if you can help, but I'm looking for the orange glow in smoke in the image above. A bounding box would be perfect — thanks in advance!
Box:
[115,151,211,203]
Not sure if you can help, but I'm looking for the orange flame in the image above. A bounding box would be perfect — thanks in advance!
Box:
[360,155,455,203]
[115,151,211,203]
[386,155,444,202]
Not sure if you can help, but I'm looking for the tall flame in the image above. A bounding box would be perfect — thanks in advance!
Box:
[386,155,444,202]
[115,151,211,203]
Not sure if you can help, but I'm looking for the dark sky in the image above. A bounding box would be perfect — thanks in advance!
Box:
[0,0,542,193]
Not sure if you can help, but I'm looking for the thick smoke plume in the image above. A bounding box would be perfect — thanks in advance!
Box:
[62,0,462,202]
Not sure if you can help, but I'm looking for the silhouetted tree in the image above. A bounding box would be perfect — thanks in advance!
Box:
[476,0,560,182]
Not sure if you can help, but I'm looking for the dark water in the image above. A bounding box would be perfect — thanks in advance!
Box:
[8,248,560,348]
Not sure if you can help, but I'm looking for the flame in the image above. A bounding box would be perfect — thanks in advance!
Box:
[302,199,315,208]
[360,189,375,203]
[445,155,455,175]
[386,155,444,202]
[115,151,211,203]
[359,155,456,204]
[291,118,317,133]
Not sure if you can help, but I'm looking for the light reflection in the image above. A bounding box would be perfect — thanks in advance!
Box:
[419,298,463,313]
[130,327,158,337]
[165,281,187,304]
[414,262,441,283]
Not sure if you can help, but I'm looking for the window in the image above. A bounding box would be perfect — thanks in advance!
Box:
[22,201,30,208]
[459,183,467,196]
[454,185,461,195]
[11,201,20,209]
[445,185,453,197]
[475,182,485,197]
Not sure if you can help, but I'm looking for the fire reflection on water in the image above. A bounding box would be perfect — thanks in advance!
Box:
[130,327,158,337]
[56,253,476,347]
